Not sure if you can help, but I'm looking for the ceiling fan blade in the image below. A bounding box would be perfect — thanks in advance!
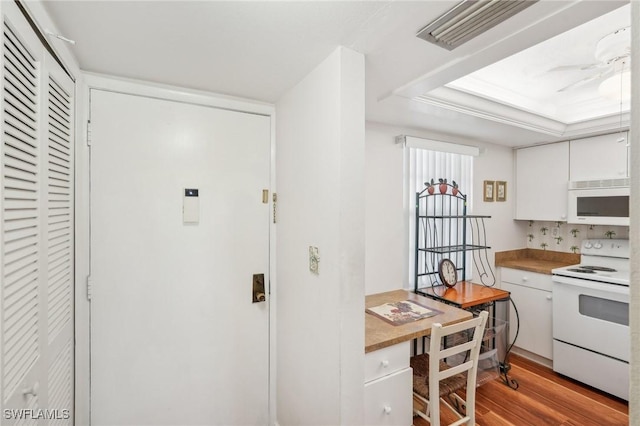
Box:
[556,68,614,92]
[547,63,602,72]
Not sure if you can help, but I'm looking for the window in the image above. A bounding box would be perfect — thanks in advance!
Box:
[401,136,476,288]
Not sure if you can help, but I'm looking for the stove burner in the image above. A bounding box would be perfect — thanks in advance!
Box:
[567,268,596,274]
[580,265,617,272]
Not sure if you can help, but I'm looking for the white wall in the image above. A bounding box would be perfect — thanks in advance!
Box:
[363,123,405,295]
[275,47,365,425]
[364,122,525,295]
[629,2,639,422]
[470,141,526,281]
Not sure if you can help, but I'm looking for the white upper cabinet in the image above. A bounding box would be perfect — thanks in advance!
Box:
[515,142,569,221]
[570,132,629,181]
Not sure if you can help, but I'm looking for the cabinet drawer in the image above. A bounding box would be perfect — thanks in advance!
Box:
[501,268,552,292]
[365,341,409,382]
[364,368,412,426]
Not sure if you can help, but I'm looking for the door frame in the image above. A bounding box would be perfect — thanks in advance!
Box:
[74,73,277,425]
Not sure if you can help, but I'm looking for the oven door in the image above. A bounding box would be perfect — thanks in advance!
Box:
[552,276,629,362]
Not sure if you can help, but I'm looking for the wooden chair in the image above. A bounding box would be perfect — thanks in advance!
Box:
[411,310,489,426]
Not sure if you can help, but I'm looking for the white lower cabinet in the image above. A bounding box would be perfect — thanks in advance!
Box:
[500,268,553,360]
[364,342,412,426]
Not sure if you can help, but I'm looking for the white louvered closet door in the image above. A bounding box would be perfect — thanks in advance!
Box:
[1,1,74,424]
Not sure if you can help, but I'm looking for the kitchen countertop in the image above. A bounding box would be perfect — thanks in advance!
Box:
[495,248,580,275]
[365,289,472,353]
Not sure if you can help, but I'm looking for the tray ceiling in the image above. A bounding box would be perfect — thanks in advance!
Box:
[419,4,631,136]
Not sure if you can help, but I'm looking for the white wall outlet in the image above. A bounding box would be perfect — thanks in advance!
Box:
[552,227,559,236]
[309,246,320,275]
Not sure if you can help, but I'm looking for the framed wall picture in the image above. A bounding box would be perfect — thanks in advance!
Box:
[483,180,495,202]
[496,181,507,202]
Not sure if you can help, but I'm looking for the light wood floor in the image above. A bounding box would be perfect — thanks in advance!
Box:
[413,353,629,426]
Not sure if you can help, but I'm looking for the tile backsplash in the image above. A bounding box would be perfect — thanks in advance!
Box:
[524,221,629,254]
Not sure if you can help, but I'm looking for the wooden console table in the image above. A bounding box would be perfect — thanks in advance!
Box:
[417,281,518,389]
[417,281,510,308]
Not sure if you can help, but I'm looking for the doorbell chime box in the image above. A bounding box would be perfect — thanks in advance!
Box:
[183,188,199,223]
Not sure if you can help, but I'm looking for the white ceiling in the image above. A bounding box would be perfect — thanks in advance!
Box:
[40,0,630,147]
[435,4,631,134]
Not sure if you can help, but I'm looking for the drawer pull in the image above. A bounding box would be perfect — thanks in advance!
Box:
[384,406,392,415]
[546,295,552,300]
[522,276,528,282]
[380,360,389,368]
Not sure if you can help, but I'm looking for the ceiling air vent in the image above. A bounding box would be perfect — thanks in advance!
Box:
[417,0,538,51]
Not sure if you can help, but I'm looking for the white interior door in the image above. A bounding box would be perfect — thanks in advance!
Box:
[89,90,271,425]
[1,2,74,423]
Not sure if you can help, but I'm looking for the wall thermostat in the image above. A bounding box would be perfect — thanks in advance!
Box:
[183,188,199,223]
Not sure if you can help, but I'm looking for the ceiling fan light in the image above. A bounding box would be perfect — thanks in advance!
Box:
[598,70,631,101]
[594,27,630,63]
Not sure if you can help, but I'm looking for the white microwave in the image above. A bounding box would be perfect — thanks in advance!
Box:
[567,179,630,226]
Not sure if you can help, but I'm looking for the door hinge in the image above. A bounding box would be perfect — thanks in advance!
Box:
[86,121,92,146]
[87,275,93,301]
[272,193,277,224]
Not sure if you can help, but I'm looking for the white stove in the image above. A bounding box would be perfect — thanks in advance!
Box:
[552,239,630,286]
[551,238,629,401]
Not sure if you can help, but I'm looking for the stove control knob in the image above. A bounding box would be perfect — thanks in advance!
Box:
[584,242,593,249]
[594,242,603,249]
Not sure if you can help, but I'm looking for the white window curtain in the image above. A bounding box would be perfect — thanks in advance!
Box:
[402,136,475,290]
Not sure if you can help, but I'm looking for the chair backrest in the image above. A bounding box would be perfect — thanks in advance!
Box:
[428,310,489,424]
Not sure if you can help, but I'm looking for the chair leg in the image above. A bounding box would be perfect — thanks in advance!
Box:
[430,398,439,426]
[414,390,477,425]
[447,393,467,415]
[441,394,472,426]
[412,392,432,423]
[465,388,476,425]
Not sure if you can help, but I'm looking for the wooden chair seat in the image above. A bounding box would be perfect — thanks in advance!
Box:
[411,355,468,399]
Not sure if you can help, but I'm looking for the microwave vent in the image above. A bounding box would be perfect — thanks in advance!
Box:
[569,178,630,190]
